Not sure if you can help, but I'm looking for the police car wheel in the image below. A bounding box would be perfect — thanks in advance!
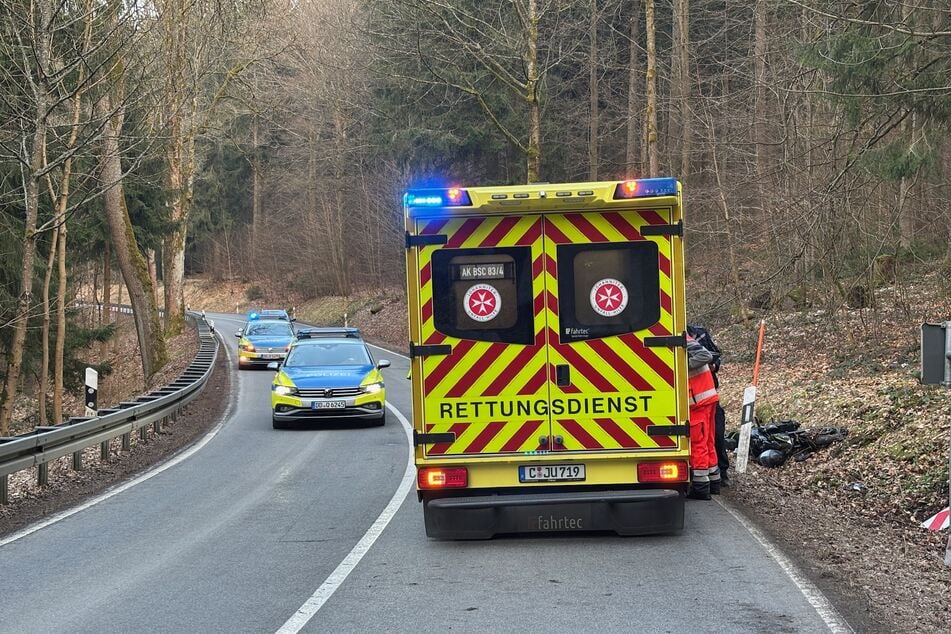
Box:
[372,411,386,427]
[272,416,287,430]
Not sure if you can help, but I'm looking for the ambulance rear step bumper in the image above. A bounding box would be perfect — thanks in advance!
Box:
[424,489,684,540]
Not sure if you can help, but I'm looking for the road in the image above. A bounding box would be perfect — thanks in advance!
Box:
[0,312,847,633]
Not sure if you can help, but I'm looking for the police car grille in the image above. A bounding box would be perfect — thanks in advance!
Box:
[297,387,363,398]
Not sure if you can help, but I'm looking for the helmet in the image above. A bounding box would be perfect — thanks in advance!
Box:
[758,449,786,468]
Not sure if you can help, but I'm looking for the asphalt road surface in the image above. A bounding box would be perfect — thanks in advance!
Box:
[0,312,848,633]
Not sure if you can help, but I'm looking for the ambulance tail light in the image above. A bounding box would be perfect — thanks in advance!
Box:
[637,460,688,483]
[417,467,468,489]
[613,177,678,199]
[404,188,472,208]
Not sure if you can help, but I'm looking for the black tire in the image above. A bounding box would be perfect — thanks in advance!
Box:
[373,411,386,427]
[272,416,287,430]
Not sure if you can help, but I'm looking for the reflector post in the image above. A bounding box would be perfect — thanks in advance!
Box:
[637,460,688,483]
[417,467,468,489]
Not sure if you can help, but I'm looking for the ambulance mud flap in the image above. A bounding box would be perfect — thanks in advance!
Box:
[423,489,684,540]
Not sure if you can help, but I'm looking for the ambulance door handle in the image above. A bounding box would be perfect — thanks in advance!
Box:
[555,364,570,387]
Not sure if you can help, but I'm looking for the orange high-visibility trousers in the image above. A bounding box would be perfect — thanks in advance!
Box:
[689,400,718,485]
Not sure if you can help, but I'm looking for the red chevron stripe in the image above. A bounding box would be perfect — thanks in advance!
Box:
[642,209,669,227]
[544,220,571,244]
[516,365,549,396]
[500,419,543,452]
[482,331,545,397]
[445,342,508,398]
[565,213,608,242]
[546,290,559,317]
[421,218,449,235]
[617,334,674,386]
[424,331,447,345]
[532,253,544,278]
[602,212,642,240]
[660,289,672,314]
[424,339,476,393]
[583,339,654,391]
[445,217,485,248]
[481,216,519,247]
[426,422,469,455]
[463,421,507,454]
[420,261,432,287]
[545,252,557,278]
[515,218,542,245]
[634,417,677,448]
[594,417,639,448]
[534,290,545,316]
[649,322,668,337]
[658,253,671,278]
[421,298,433,324]
[558,419,602,450]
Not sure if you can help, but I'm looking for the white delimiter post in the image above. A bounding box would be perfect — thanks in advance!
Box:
[944,322,951,567]
[84,368,98,417]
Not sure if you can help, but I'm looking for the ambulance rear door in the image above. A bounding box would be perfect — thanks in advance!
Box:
[413,213,552,457]
[542,208,685,453]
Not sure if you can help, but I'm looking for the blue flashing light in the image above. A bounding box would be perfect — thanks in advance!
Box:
[248,311,259,320]
[614,177,679,199]
[405,187,472,208]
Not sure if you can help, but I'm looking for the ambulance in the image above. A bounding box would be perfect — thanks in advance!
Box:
[404,178,690,539]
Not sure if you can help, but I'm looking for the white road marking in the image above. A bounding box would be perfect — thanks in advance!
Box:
[275,400,415,634]
[715,497,854,633]
[0,328,239,549]
[366,342,409,361]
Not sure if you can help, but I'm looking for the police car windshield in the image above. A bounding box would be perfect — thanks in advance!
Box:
[285,342,371,367]
[246,322,293,336]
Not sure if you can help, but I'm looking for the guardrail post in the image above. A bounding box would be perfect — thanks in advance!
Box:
[121,432,131,452]
[38,462,48,486]
[1,474,8,505]
[139,426,148,442]
[101,440,110,461]
[154,417,163,434]
[72,450,83,471]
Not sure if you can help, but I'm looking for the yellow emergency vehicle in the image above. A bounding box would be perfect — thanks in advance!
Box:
[404,178,690,539]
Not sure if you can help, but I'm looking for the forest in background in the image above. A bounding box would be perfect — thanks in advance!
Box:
[1,0,949,434]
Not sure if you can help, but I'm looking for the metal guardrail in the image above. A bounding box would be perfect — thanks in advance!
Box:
[0,309,220,505]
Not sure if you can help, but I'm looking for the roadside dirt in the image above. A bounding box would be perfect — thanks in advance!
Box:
[0,340,231,539]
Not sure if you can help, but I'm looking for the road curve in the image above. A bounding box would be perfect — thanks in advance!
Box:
[0,312,847,633]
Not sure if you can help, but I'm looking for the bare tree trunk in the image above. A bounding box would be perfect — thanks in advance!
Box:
[251,112,261,274]
[753,0,768,181]
[898,114,917,248]
[98,93,168,383]
[525,0,541,183]
[38,228,59,425]
[147,248,159,303]
[644,0,658,177]
[101,239,111,357]
[675,0,691,178]
[588,0,599,180]
[0,0,52,435]
[54,206,67,423]
[625,0,641,172]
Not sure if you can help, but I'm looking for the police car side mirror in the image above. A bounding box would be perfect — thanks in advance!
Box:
[267,362,280,371]
[377,359,391,369]
[234,330,242,338]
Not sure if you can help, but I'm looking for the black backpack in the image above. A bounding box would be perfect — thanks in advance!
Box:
[687,324,722,374]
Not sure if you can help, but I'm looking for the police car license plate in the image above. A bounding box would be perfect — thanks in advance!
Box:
[312,401,346,410]
[261,353,282,360]
[518,464,585,483]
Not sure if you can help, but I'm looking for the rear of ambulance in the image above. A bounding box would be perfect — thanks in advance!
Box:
[404,179,690,539]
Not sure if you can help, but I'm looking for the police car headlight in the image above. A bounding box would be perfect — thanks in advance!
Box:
[274,385,297,396]
[363,382,384,394]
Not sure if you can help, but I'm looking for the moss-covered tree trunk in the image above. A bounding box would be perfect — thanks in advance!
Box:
[98,93,167,383]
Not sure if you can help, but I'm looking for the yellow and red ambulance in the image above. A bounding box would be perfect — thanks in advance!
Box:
[404,179,690,539]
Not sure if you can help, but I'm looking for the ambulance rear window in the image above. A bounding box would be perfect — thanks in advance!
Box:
[431,247,534,345]
[557,242,660,342]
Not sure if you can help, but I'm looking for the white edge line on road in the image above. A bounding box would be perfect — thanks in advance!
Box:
[275,400,415,634]
[715,497,854,634]
[0,328,239,549]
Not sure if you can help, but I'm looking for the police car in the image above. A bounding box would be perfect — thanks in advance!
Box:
[269,328,390,429]
[246,308,293,322]
[235,319,296,369]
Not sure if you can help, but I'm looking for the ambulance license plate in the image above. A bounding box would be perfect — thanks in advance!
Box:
[518,464,585,483]
[312,401,346,410]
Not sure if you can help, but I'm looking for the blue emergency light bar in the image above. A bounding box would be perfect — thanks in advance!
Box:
[613,177,678,199]
[404,187,472,208]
